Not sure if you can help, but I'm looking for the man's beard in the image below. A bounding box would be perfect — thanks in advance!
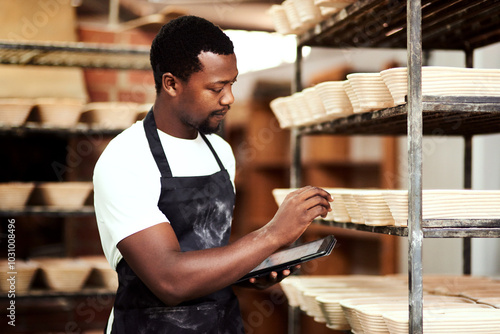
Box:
[196,107,229,135]
[197,116,222,135]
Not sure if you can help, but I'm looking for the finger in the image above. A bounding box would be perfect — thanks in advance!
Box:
[295,186,314,194]
[316,188,333,202]
[302,186,333,202]
[302,190,333,209]
[305,196,332,213]
[287,186,311,196]
[249,277,256,284]
[289,265,301,275]
[270,271,278,279]
[282,269,291,276]
[307,204,331,221]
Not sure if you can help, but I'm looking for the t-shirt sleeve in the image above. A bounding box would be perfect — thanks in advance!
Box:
[93,139,168,269]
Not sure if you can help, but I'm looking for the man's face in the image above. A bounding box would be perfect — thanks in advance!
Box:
[178,51,238,135]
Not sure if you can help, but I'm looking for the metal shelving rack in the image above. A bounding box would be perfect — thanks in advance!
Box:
[0,39,145,300]
[289,0,500,333]
[0,122,125,136]
[0,37,148,215]
[0,124,126,218]
[0,206,95,217]
[0,287,115,300]
[0,39,150,70]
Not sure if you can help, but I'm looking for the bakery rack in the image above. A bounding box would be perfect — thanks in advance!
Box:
[0,14,153,332]
[0,37,148,311]
[0,39,150,70]
[0,39,150,216]
[289,0,500,333]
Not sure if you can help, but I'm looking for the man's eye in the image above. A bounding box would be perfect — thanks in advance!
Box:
[212,88,223,93]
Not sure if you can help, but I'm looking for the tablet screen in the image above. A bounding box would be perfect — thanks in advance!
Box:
[237,235,336,282]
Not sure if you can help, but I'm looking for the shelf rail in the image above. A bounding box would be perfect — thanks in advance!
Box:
[297,0,500,50]
[0,40,151,70]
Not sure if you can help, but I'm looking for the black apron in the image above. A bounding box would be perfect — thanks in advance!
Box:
[110,110,244,334]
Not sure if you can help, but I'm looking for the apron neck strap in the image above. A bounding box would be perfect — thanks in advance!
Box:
[199,132,225,171]
[144,109,173,177]
[143,109,226,177]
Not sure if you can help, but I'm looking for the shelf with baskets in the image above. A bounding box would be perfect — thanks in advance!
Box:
[271,0,500,333]
[0,39,150,70]
[0,257,117,301]
[296,0,500,50]
[0,101,151,215]
[299,96,500,136]
[0,6,153,331]
[0,83,134,311]
[0,123,124,136]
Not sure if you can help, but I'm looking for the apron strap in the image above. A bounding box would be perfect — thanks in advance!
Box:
[144,109,173,177]
[144,109,226,176]
[200,132,225,171]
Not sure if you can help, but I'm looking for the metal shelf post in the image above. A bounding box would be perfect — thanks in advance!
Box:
[463,48,474,275]
[288,42,304,334]
[407,0,424,333]
[290,43,303,190]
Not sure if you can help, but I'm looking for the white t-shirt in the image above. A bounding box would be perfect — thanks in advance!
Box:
[93,120,236,270]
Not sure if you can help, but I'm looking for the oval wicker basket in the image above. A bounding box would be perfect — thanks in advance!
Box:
[37,181,93,209]
[0,260,39,294]
[33,258,92,292]
[0,182,35,209]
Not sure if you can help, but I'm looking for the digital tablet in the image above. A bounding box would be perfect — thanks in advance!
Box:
[236,235,336,283]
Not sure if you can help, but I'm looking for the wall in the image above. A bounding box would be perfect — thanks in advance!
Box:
[78,23,156,104]
[471,42,500,277]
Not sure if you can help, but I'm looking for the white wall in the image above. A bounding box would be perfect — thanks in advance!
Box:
[471,43,500,277]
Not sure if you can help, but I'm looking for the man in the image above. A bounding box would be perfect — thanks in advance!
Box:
[93,15,332,333]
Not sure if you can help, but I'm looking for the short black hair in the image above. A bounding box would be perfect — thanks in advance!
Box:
[150,15,234,93]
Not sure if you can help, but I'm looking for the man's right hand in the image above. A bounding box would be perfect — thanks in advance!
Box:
[266,186,333,247]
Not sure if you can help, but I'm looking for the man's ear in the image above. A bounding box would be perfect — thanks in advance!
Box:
[162,73,180,96]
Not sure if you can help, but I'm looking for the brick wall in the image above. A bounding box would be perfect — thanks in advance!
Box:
[78,25,156,103]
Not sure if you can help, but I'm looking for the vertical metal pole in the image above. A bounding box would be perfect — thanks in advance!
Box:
[407,0,423,333]
[288,305,300,334]
[465,48,474,68]
[290,128,302,190]
[288,42,303,334]
[463,48,474,275]
[463,135,472,275]
[290,43,303,189]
